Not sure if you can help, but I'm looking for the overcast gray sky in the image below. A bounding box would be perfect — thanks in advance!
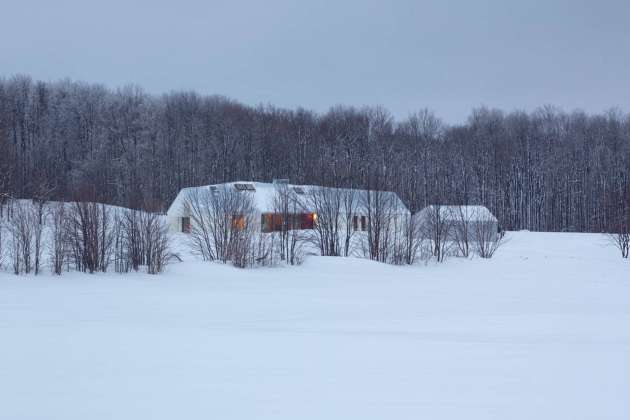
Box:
[1,0,629,122]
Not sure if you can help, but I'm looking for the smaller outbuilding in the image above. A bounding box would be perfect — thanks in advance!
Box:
[413,205,499,239]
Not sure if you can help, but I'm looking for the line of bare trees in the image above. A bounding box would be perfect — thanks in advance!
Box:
[0,196,171,275]
[1,75,628,238]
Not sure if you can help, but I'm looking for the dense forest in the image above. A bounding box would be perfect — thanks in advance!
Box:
[0,75,628,233]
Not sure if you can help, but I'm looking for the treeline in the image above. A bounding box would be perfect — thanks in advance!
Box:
[1,74,629,233]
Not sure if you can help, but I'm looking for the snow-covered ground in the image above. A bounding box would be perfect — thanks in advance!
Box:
[1,232,628,419]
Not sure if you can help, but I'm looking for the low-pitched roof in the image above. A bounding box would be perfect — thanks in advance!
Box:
[167,181,410,216]
[416,205,497,222]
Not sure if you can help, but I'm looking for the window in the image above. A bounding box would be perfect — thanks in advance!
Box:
[293,187,305,195]
[261,214,271,232]
[353,215,367,231]
[231,215,246,230]
[181,217,191,233]
[260,213,283,232]
[261,213,316,232]
[300,213,315,229]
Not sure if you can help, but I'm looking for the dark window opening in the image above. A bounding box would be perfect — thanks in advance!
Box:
[181,216,191,233]
[234,183,255,191]
[353,215,368,231]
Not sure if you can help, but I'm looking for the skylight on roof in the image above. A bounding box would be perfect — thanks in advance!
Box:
[234,183,255,191]
[293,187,305,194]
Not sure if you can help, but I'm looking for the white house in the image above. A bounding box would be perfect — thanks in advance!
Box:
[166,180,410,234]
[413,205,499,239]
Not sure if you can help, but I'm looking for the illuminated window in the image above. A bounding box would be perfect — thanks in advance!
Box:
[232,215,246,230]
[260,213,316,232]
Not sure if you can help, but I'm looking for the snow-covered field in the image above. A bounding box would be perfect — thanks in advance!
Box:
[1,232,628,419]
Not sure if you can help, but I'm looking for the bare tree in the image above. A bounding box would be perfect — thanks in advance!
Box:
[391,213,423,265]
[272,183,305,265]
[31,187,52,275]
[66,200,114,273]
[607,188,629,259]
[49,202,68,275]
[304,186,341,256]
[607,215,629,259]
[341,188,358,257]
[141,211,171,274]
[420,205,452,263]
[6,200,33,274]
[450,207,473,258]
[183,188,215,261]
[184,185,256,264]
[609,230,630,259]
[473,214,505,258]
[360,190,397,263]
[120,209,144,271]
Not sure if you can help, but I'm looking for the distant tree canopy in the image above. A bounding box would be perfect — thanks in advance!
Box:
[0,74,628,233]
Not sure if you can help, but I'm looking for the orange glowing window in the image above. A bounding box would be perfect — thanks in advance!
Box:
[231,215,246,230]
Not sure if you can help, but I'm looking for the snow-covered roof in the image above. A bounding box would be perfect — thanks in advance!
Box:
[167,181,409,216]
[415,205,497,222]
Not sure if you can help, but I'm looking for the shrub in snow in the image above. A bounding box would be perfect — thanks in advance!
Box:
[113,207,171,275]
[6,200,34,274]
[301,186,358,258]
[608,232,629,259]
[473,216,505,259]
[358,189,401,264]
[65,201,114,274]
[419,205,453,263]
[272,183,305,266]
[184,185,258,267]
[48,202,67,275]
[389,214,424,265]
